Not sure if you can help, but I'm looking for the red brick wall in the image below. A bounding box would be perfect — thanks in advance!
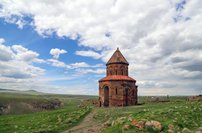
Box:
[106,64,128,76]
[99,51,137,107]
[99,80,138,107]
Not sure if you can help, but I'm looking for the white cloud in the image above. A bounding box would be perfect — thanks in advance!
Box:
[0,38,5,43]
[76,68,105,74]
[0,38,50,93]
[0,38,103,94]
[75,50,102,59]
[0,0,202,95]
[0,60,45,78]
[70,62,90,68]
[47,59,69,68]
[0,39,45,79]
[50,48,67,59]
[12,45,40,62]
[0,41,13,61]
[47,59,103,70]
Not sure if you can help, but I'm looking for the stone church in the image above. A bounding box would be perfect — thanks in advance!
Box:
[99,48,138,107]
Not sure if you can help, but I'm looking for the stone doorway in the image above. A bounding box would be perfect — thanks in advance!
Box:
[104,86,109,107]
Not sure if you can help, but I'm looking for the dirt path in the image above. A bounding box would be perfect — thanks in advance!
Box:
[63,109,103,133]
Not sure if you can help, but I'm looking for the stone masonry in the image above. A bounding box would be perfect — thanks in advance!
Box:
[99,48,138,107]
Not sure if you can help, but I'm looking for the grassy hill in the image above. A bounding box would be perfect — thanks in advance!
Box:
[0,90,97,115]
[96,100,202,133]
[0,91,96,133]
[0,88,44,95]
[0,91,201,133]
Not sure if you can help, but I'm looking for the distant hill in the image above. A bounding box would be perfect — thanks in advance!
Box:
[0,88,44,95]
[0,88,16,91]
[0,88,97,98]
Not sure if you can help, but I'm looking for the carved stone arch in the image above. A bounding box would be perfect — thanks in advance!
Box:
[102,84,109,89]
[102,85,110,107]
[120,65,124,75]
[114,86,118,95]
[120,65,124,69]
[109,66,113,75]
[115,66,118,75]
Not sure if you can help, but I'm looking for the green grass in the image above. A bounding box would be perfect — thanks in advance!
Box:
[0,93,201,133]
[94,99,202,133]
[0,93,48,103]
[0,107,91,133]
[0,93,97,105]
[0,92,94,133]
[0,93,97,114]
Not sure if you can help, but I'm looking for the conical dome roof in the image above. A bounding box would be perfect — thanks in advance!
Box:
[106,48,129,65]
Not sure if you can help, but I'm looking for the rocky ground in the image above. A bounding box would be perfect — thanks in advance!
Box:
[0,99,62,115]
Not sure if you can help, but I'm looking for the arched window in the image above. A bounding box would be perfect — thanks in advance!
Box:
[115,69,117,75]
[121,69,124,75]
[110,70,112,75]
[109,67,112,75]
[120,66,124,75]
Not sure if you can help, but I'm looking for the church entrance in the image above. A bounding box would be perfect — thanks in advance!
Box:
[104,86,109,107]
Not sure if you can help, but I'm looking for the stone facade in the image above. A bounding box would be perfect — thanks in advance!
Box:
[99,48,138,107]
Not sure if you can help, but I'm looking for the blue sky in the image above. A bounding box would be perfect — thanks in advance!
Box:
[0,0,202,95]
[0,17,105,95]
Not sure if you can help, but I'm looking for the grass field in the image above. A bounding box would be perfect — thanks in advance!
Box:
[0,107,91,133]
[95,97,202,133]
[0,92,201,133]
[0,92,94,133]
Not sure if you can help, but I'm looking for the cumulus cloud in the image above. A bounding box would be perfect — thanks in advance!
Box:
[0,39,45,79]
[0,60,45,79]
[0,38,50,92]
[47,59,69,68]
[0,41,13,61]
[75,50,102,59]
[76,68,105,74]
[70,62,90,68]
[12,45,40,62]
[50,48,67,59]
[0,38,5,43]
[0,0,202,95]
[0,38,103,94]
[47,58,103,71]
